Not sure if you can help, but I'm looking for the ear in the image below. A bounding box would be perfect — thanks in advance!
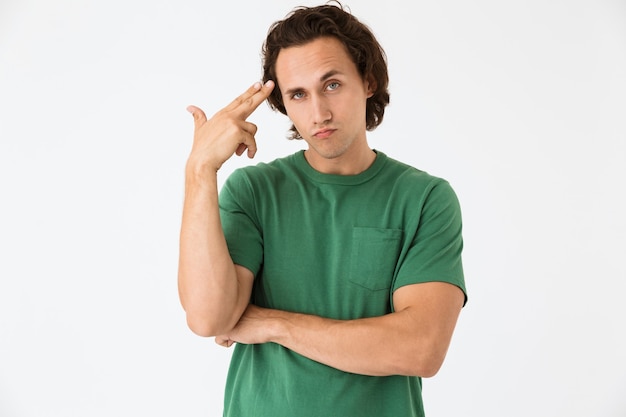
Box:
[365,74,376,98]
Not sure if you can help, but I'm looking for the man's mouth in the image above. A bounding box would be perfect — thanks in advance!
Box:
[313,128,336,139]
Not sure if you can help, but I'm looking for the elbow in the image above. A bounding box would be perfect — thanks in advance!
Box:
[401,345,448,378]
[412,357,444,378]
[186,315,217,337]
[185,311,234,338]
[179,288,241,337]
[400,356,444,378]
[179,297,219,337]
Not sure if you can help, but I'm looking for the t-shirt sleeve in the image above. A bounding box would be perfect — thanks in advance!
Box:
[219,169,264,276]
[392,179,467,305]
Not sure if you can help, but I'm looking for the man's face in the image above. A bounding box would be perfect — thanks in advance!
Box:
[275,36,373,171]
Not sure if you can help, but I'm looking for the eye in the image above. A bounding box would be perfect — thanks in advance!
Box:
[291,91,305,100]
[326,82,340,91]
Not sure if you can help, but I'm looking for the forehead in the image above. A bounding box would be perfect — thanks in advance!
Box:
[275,37,359,88]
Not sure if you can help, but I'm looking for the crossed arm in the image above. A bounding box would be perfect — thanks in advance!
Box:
[215,267,464,378]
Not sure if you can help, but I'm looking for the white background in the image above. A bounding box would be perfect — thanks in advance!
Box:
[1,0,625,416]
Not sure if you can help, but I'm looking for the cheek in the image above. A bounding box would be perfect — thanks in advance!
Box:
[284,103,306,124]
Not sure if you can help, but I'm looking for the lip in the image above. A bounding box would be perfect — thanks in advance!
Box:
[313,128,336,139]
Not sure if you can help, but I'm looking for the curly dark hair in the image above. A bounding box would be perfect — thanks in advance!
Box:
[262,2,390,139]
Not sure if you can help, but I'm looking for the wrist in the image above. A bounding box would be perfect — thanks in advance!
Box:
[268,310,306,347]
[258,309,291,345]
[185,157,219,185]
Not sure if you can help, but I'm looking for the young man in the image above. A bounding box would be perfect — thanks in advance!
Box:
[179,4,467,416]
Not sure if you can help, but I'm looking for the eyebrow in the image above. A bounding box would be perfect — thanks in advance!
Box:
[319,70,341,82]
[283,70,343,97]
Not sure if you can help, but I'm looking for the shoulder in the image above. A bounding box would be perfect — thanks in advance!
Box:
[221,152,304,200]
[379,152,458,203]
[227,151,300,180]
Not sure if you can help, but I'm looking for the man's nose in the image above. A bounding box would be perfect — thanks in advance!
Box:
[311,95,332,125]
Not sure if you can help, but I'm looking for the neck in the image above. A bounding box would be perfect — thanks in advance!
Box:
[304,146,376,176]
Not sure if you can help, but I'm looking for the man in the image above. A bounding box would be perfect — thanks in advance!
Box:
[178,3,466,416]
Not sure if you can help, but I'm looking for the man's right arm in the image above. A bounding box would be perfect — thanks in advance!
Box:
[178,170,254,337]
[177,81,274,337]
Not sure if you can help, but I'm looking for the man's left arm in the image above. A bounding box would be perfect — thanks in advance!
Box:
[215,281,464,377]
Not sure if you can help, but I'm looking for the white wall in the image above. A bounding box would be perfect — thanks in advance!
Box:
[1,0,624,416]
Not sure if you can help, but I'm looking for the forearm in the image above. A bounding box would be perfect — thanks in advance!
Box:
[223,304,454,377]
[221,284,464,376]
[178,170,246,336]
[271,309,444,377]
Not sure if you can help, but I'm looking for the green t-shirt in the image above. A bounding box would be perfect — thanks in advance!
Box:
[219,150,466,417]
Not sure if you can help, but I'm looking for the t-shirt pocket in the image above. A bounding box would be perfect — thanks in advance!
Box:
[349,227,403,291]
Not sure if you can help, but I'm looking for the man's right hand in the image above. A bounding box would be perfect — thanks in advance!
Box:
[185,80,275,177]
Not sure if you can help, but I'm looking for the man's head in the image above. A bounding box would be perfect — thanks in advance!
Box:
[262,2,390,139]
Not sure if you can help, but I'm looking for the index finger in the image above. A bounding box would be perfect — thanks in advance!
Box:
[225,80,275,119]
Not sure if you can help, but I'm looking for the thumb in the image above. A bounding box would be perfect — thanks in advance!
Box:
[186,105,207,127]
[215,335,234,348]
